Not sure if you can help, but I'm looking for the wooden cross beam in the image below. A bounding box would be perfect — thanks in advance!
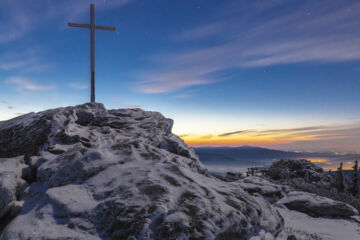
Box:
[68,4,116,103]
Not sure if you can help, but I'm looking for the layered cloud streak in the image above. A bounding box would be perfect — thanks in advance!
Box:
[138,0,360,93]
[181,122,360,153]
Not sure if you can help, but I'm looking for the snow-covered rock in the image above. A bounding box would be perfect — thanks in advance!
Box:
[267,159,323,181]
[0,157,27,222]
[276,207,360,240]
[237,177,283,201]
[0,103,283,239]
[276,191,359,218]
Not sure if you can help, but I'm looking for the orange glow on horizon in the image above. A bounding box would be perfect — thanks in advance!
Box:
[178,132,360,171]
[306,158,327,163]
[180,133,318,147]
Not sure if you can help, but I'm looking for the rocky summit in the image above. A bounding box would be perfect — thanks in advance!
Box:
[0,103,283,240]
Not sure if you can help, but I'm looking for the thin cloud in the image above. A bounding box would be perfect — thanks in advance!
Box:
[138,0,360,93]
[260,126,327,134]
[5,77,55,91]
[1,100,15,113]
[273,135,360,153]
[136,68,212,93]
[219,130,250,137]
[0,0,34,44]
[0,0,134,44]
[0,100,14,110]
[59,0,134,22]
[173,93,192,99]
[179,134,190,138]
[218,126,326,137]
[0,49,49,72]
[175,21,226,41]
[191,123,360,152]
[201,134,214,139]
[0,60,28,71]
[0,0,133,76]
[126,105,142,109]
[69,83,89,90]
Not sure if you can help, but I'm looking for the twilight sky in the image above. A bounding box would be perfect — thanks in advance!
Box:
[0,0,360,152]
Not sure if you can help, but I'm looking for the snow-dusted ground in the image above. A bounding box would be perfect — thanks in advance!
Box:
[277,207,360,240]
[237,177,360,240]
[0,103,359,240]
[0,103,282,239]
[276,191,358,218]
[0,157,27,221]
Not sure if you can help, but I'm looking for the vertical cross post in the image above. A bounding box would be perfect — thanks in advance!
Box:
[68,4,116,103]
[90,4,95,102]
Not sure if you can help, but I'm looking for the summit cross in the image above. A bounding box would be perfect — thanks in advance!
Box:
[68,4,116,103]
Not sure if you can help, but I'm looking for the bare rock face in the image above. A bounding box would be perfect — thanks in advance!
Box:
[0,103,283,240]
[276,191,359,218]
[0,113,51,158]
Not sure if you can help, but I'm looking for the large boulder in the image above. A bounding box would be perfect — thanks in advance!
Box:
[237,176,283,202]
[0,157,27,230]
[276,191,359,218]
[267,159,323,181]
[0,113,51,158]
[0,103,283,240]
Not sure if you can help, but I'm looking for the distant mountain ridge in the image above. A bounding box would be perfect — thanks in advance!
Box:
[194,146,359,164]
[1,104,359,239]
[194,146,301,163]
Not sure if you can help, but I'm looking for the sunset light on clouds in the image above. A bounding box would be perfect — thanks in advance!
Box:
[1,0,360,153]
[179,123,360,153]
[3,1,360,238]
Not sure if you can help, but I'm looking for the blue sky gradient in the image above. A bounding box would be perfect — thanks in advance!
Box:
[1,0,360,152]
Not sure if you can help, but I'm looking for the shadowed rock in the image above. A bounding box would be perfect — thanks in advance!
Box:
[0,103,283,240]
[276,191,359,218]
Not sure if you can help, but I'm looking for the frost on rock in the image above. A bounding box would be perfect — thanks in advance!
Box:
[0,103,283,240]
[237,176,283,202]
[276,207,360,240]
[276,191,359,218]
[267,159,323,181]
[0,156,27,231]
